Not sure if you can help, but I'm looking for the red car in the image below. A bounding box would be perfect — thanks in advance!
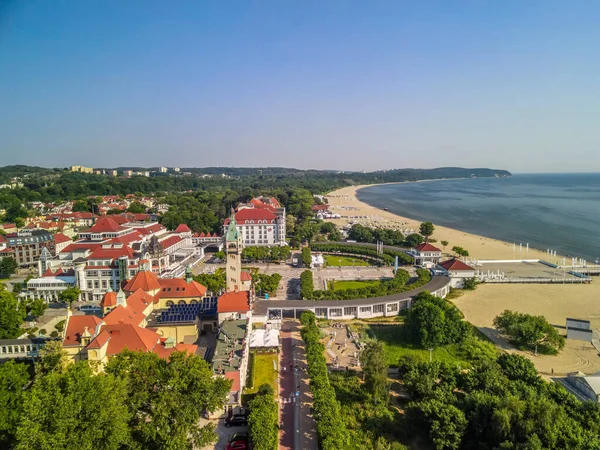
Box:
[225,441,247,450]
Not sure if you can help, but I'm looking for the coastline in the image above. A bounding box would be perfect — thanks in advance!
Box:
[325,183,555,262]
[324,183,600,375]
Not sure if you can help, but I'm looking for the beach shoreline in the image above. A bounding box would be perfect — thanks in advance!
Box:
[324,183,600,375]
[325,184,557,262]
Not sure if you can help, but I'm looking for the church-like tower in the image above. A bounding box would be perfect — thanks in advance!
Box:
[225,209,243,292]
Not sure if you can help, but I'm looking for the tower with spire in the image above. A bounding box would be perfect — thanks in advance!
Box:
[225,208,243,292]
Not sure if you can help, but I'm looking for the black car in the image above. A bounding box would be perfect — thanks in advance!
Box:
[225,415,248,427]
[229,432,248,442]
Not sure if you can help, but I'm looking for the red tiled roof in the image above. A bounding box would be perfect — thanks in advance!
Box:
[87,329,110,349]
[156,279,207,298]
[124,270,162,293]
[0,248,14,254]
[415,243,441,252]
[217,291,250,313]
[311,204,329,211]
[101,291,117,307]
[224,371,241,392]
[53,233,72,244]
[42,268,54,277]
[126,288,156,313]
[175,224,192,233]
[60,242,103,254]
[438,259,475,271]
[241,271,252,281]
[63,315,102,346]
[102,304,145,327]
[101,323,160,354]
[85,216,126,233]
[224,208,277,225]
[54,268,64,276]
[88,246,134,260]
[160,235,182,249]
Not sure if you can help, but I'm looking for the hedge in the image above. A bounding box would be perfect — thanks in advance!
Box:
[301,268,432,301]
[299,270,314,299]
[311,242,413,265]
[300,312,349,450]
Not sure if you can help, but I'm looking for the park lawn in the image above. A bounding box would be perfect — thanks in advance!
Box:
[325,255,369,267]
[244,352,278,395]
[330,280,381,291]
[358,324,498,367]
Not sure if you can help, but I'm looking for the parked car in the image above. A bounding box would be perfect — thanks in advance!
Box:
[225,414,247,427]
[226,441,247,450]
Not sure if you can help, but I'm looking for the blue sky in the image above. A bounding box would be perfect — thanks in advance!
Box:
[1,1,599,172]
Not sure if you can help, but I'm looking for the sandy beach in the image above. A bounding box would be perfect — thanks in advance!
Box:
[325,184,600,375]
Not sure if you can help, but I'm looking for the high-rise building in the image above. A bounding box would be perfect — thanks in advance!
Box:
[225,210,243,292]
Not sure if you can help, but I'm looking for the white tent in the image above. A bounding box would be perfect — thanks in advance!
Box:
[249,329,280,348]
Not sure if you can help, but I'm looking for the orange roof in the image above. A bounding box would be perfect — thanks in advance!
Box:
[159,235,182,249]
[224,371,241,392]
[85,216,126,233]
[124,270,162,293]
[87,329,110,349]
[438,259,475,271]
[100,324,159,354]
[175,224,192,233]
[224,208,277,225]
[156,278,207,298]
[42,268,54,277]
[63,315,102,346]
[102,305,145,327]
[53,233,72,244]
[217,291,250,313]
[87,246,134,260]
[100,291,117,307]
[126,288,157,312]
[415,243,441,252]
[241,271,252,281]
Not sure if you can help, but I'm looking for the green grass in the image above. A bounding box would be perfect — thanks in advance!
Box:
[329,279,381,291]
[325,255,369,267]
[356,324,499,368]
[244,352,278,395]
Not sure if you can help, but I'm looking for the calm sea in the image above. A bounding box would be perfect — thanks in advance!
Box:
[357,173,600,261]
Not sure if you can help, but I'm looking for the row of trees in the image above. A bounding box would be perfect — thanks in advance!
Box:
[242,246,291,262]
[0,346,232,450]
[299,270,314,299]
[193,272,226,294]
[304,268,431,301]
[300,311,349,449]
[247,384,279,450]
[346,222,435,247]
[301,247,312,266]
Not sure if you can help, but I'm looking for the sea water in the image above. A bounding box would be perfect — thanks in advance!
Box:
[357,173,600,261]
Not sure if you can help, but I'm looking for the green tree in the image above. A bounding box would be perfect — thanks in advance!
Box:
[0,257,18,276]
[440,240,449,250]
[405,292,470,348]
[248,383,279,450]
[105,350,231,450]
[419,222,435,241]
[493,310,565,354]
[405,233,424,247]
[193,272,226,294]
[29,298,47,318]
[35,340,69,378]
[361,341,389,404]
[58,286,80,306]
[71,200,91,212]
[0,360,30,448]
[300,310,316,326]
[255,273,282,296]
[452,246,469,257]
[12,283,23,294]
[213,250,225,260]
[462,277,478,290]
[16,362,131,450]
[497,354,541,386]
[126,201,146,214]
[348,224,374,243]
[408,398,467,450]
[0,290,25,339]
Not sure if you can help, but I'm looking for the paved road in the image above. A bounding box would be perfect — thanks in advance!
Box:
[279,320,318,450]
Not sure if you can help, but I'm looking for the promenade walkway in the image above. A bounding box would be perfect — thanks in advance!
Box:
[279,320,318,450]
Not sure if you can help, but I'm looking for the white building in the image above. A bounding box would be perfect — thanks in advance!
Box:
[222,197,286,246]
[411,243,442,266]
[437,259,476,288]
[159,167,168,173]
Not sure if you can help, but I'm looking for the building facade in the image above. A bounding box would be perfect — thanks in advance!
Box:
[4,230,55,266]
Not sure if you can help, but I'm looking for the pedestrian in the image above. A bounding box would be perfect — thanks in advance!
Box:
[551,368,554,375]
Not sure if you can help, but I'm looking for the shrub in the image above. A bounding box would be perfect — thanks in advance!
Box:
[493,310,565,354]
[301,247,312,266]
[299,270,314,299]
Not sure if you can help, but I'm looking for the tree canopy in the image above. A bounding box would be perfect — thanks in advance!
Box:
[248,384,278,450]
[0,290,25,339]
[493,310,565,354]
[0,257,18,277]
[419,222,435,241]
